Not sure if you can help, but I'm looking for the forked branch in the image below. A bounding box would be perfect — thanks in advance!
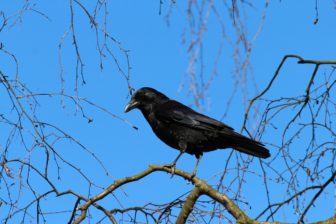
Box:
[242,54,336,133]
[73,164,269,224]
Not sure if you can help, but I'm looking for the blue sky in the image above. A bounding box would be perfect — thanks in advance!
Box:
[1,0,336,223]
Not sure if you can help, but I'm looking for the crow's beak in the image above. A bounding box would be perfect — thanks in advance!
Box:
[124,99,139,113]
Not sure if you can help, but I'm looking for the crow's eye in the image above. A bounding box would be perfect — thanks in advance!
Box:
[143,92,151,98]
[134,91,144,99]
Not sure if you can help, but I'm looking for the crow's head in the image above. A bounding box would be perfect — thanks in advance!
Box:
[124,87,169,113]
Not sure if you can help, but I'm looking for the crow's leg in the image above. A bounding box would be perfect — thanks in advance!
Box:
[164,149,185,176]
[191,154,202,178]
[171,150,184,166]
[164,142,187,177]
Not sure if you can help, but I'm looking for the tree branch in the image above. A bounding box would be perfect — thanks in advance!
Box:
[312,215,336,224]
[299,172,336,223]
[242,54,336,133]
[176,187,202,224]
[73,164,282,223]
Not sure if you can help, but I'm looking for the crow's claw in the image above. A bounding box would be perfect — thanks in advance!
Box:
[190,171,196,179]
[163,163,176,178]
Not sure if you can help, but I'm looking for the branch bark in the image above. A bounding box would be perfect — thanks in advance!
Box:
[312,215,336,224]
[73,164,265,223]
[72,164,333,224]
[176,187,202,224]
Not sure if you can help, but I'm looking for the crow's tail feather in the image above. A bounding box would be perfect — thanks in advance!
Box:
[228,133,270,158]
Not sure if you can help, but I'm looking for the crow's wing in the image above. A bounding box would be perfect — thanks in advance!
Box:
[155,100,234,132]
[155,100,270,158]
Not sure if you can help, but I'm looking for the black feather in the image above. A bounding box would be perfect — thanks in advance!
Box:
[125,87,270,160]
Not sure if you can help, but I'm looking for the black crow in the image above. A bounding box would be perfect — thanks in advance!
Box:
[125,87,270,176]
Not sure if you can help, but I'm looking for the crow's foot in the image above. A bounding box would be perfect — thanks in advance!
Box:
[190,171,196,179]
[163,163,177,178]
